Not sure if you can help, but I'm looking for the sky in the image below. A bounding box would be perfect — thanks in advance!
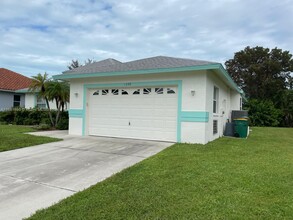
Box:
[0,0,292,77]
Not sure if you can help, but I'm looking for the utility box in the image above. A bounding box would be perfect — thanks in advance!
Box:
[224,122,235,137]
[231,110,248,121]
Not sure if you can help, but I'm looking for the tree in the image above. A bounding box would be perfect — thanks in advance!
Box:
[67,59,95,70]
[225,46,293,102]
[225,46,293,127]
[29,73,54,126]
[46,80,70,126]
[67,60,81,70]
[29,73,70,128]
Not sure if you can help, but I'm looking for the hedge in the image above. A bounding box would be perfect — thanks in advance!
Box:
[0,108,68,130]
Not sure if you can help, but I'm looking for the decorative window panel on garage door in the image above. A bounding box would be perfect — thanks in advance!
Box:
[88,87,178,142]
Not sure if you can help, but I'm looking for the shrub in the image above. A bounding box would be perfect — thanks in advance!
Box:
[245,99,282,127]
[0,110,15,124]
[0,108,69,130]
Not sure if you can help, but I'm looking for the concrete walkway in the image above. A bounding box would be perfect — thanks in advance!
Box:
[0,131,171,220]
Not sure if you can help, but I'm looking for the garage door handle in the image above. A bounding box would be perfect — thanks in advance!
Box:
[129,122,130,126]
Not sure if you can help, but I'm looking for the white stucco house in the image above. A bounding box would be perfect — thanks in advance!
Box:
[54,56,243,144]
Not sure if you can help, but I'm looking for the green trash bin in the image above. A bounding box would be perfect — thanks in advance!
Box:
[234,119,248,138]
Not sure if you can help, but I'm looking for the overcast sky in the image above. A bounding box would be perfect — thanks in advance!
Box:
[0,0,292,77]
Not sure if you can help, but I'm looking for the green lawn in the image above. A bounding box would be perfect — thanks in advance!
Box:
[28,127,293,219]
[0,125,61,152]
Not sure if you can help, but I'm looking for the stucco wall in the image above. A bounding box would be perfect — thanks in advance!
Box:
[68,70,240,144]
[205,70,241,143]
[25,93,35,108]
[0,91,25,111]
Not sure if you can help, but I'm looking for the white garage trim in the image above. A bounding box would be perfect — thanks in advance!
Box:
[83,80,183,141]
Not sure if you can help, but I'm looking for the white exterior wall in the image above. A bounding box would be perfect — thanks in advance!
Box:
[25,93,35,108]
[205,71,241,143]
[68,70,241,144]
[68,71,208,143]
[24,93,68,110]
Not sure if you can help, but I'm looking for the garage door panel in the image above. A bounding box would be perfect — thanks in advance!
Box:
[88,86,177,142]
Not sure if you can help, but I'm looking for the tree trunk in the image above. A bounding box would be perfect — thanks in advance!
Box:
[45,97,54,127]
[55,101,62,127]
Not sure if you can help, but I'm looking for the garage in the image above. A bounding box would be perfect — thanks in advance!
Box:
[88,86,178,142]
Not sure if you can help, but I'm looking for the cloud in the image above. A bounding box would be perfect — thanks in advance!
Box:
[0,0,292,77]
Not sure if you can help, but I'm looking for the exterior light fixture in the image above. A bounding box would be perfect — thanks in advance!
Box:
[190,89,196,96]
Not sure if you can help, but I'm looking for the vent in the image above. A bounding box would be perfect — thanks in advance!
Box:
[213,120,218,134]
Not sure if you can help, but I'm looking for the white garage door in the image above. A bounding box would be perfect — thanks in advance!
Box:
[88,86,178,142]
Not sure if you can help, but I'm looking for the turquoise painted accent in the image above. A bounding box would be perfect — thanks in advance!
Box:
[218,65,244,95]
[69,109,84,118]
[53,64,219,80]
[82,80,183,141]
[181,111,209,122]
[15,88,30,93]
[53,63,243,96]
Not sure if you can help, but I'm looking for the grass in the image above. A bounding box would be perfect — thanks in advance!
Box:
[0,125,61,152]
[28,127,293,219]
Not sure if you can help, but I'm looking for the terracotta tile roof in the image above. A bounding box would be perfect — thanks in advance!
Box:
[0,68,32,91]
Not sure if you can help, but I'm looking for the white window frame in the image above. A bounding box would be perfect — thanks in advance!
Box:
[213,86,219,114]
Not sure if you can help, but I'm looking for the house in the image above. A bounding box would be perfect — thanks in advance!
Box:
[0,68,32,110]
[0,68,60,110]
[53,56,243,144]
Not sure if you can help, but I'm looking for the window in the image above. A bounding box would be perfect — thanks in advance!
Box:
[155,88,163,94]
[240,98,242,110]
[143,88,151,94]
[121,89,128,95]
[13,95,21,107]
[112,89,119,95]
[102,89,109,95]
[213,86,219,113]
[133,89,140,95]
[36,97,47,109]
[93,90,99,95]
[213,120,218,134]
[167,88,175,94]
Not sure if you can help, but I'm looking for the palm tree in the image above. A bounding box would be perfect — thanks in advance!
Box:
[46,80,70,125]
[29,73,54,126]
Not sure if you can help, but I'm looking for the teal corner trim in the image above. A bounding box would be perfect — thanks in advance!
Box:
[181,111,209,122]
[82,80,183,142]
[69,109,84,118]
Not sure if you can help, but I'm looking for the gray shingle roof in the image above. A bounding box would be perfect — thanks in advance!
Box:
[63,56,218,74]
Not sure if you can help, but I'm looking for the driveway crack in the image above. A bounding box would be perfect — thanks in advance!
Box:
[1,174,77,193]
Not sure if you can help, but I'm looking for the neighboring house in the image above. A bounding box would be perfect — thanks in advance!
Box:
[54,56,244,144]
[0,68,61,110]
[0,68,32,110]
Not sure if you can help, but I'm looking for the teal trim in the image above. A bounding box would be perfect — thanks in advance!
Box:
[181,111,209,122]
[54,64,219,80]
[53,63,242,96]
[82,80,183,142]
[69,109,84,118]
[15,88,30,93]
[218,65,244,95]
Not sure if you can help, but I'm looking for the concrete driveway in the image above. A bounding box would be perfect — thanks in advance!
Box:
[0,131,171,220]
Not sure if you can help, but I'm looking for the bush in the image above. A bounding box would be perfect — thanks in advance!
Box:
[245,99,282,127]
[0,108,69,130]
[0,110,15,124]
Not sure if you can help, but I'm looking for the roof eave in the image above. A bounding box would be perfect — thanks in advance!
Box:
[53,63,243,95]
[53,64,220,80]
